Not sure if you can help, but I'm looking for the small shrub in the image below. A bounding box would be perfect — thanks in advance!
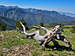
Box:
[70,26,75,33]
[0,23,7,31]
[40,22,44,26]
[16,19,29,31]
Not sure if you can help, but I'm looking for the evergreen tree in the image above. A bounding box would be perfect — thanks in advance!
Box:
[40,22,44,26]
[16,19,28,31]
[0,23,7,31]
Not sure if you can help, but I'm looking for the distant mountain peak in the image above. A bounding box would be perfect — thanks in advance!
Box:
[49,8,75,14]
[0,5,75,28]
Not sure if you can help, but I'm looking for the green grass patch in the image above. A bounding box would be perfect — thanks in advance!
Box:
[0,25,75,56]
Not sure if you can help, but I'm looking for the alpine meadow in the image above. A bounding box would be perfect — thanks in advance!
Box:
[0,0,75,56]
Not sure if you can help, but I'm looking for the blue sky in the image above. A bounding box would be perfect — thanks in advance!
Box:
[0,0,75,13]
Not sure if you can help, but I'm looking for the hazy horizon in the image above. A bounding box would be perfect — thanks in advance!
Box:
[0,0,75,13]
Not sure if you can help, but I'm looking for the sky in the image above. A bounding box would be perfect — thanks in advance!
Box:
[0,0,75,13]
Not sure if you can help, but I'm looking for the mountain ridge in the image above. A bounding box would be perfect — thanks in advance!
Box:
[0,5,75,27]
[0,16,16,29]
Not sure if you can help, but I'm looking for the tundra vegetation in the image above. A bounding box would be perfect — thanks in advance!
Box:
[0,23,75,56]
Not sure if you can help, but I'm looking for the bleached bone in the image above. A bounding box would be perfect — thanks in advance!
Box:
[34,26,54,36]
[32,25,72,48]
[20,22,55,47]
[20,22,72,49]
[20,22,35,37]
[20,21,50,42]
[33,26,49,33]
